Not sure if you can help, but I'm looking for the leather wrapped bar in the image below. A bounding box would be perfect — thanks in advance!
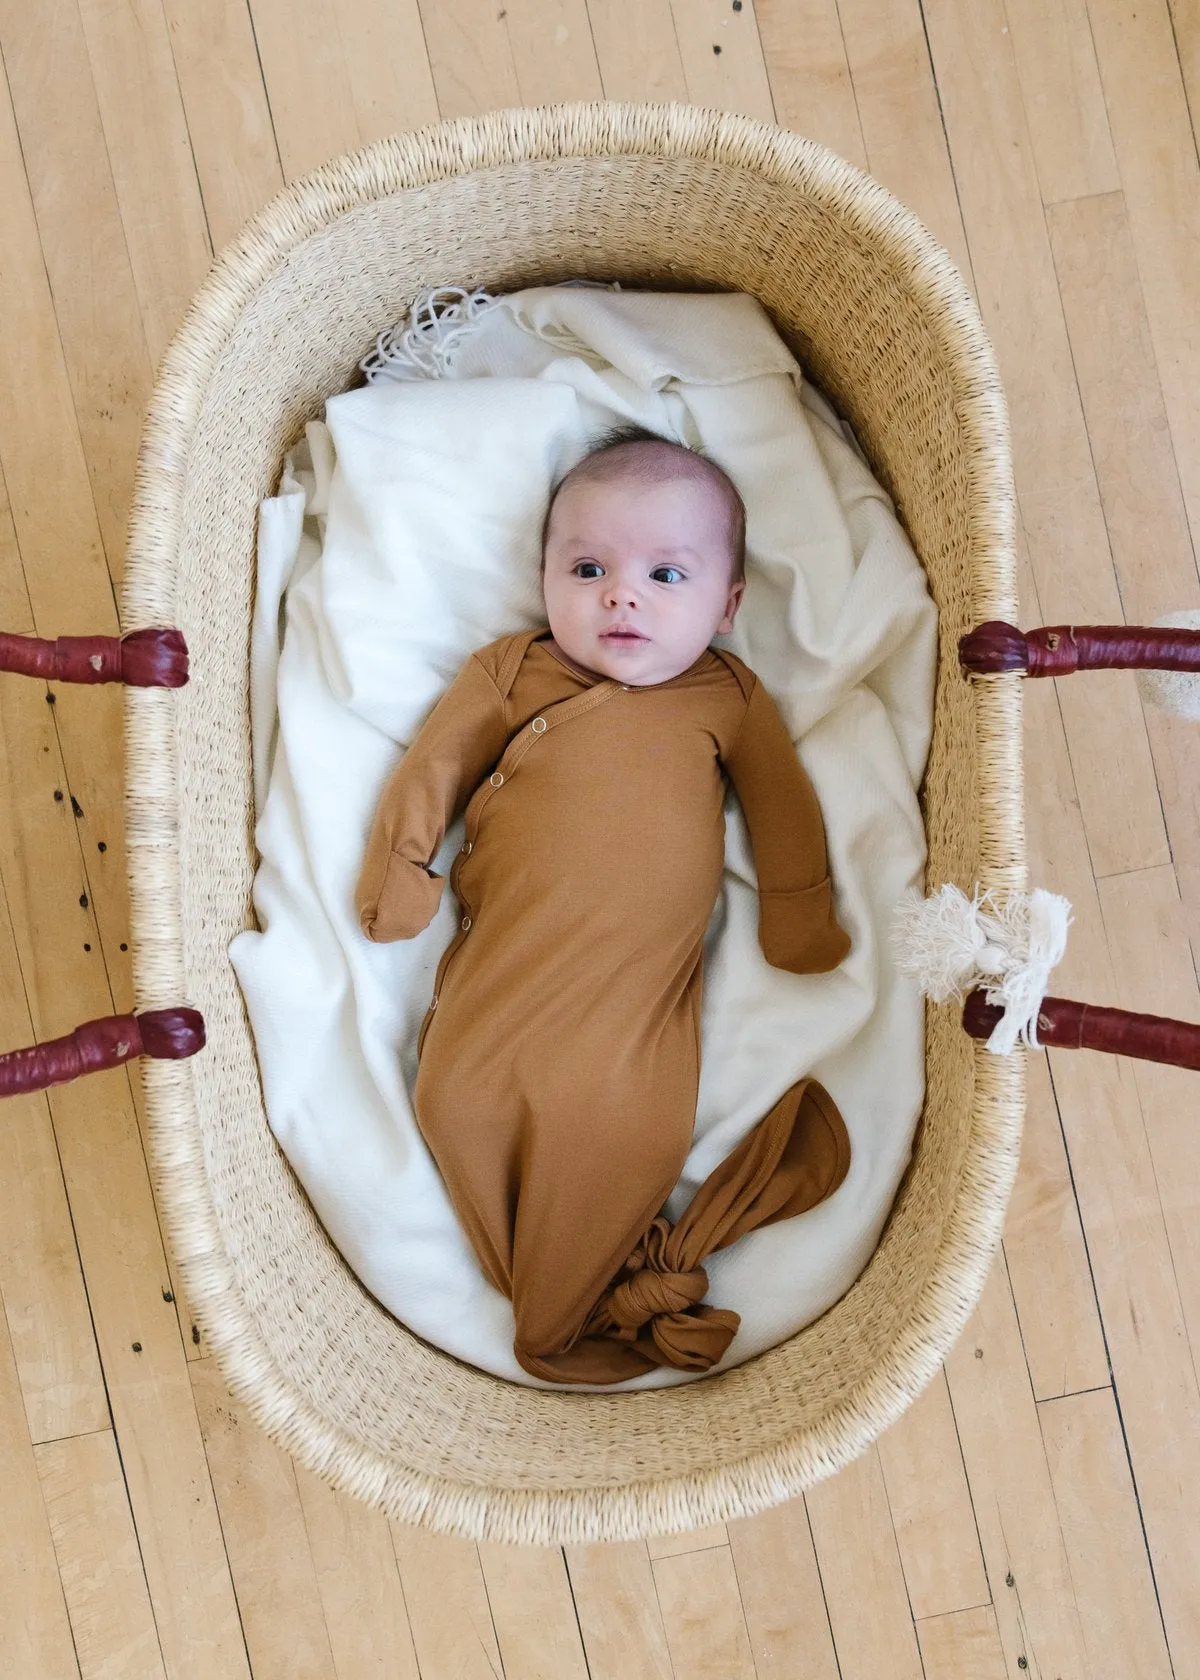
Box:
[0,1009,206,1097]
[959,621,1200,677]
[964,990,1200,1070]
[0,628,189,686]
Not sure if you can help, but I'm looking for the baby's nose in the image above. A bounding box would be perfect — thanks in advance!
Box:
[604,576,640,607]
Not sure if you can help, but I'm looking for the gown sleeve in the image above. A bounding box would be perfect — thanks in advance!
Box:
[356,654,509,942]
[721,676,852,975]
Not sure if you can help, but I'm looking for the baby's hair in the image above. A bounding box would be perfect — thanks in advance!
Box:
[541,425,747,581]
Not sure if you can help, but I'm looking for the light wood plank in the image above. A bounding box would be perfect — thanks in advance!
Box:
[564,1541,674,1680]
[418,0,525,118]
[1044,186,1199,615]
[477,1544,590,1679]
[75,0,214,364]
[192,1359,335,1680]
[501,0,604,104]
[1092,864,1200,1667]
[727,1497,840,1680]
[1039,1387,1173,1680]
[943,1256,1091,1678]
[0,465,33,631]
[1004,0,1120,204]
[36,1430,166,1680]
[0,1074,108,1446]
[875,1370,989,1620]
[331,0,440,143]
[922,0,1169,881]
[669,0,776,121]
[804,1446,923,1680]
[1047,188,1200,955]
[0,546,108,1445]
[1087,0,1200,549]
[0,49,139,1022]
[0,0,154,578]
[1019,654,1200,1679]
[389,1527,504,1680]
[917,1604,1008,1680]
[1000,556,1107,1420]
[1173,0,1200,145]
[293,1463,421,1680]
[0,51,116,638]
[50,1084,251,1680]
[0,12,204,1355]
[1002,1047,1109,1401]
[0,498,200,1357]
[162,0,285,251]
[834,0,973,283]
[1017,559,1200,1678]
[420,0,603,117]
[586,0,688,102]
[647,1521,729,1559]
[245,0,364,181]
[754,0,868,171]
[0,1293,80,1680]
[653,1544,756,1680]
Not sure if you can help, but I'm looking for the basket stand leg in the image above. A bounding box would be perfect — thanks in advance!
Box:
[959,621,1200,676]
[0,1010,206,1098]
[964,991,1200,1070]
[0,629,189,686]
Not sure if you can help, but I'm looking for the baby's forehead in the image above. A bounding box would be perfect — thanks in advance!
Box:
[547,448,734,531]
[558,440,725,498]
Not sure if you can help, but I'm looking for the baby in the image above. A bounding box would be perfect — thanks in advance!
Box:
[356,428,852,1385]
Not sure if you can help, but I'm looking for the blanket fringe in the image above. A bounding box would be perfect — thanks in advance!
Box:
[360,286,499,383]
[890,885,1072,1053]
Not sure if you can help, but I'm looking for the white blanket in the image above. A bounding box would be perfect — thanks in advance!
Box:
[231,287,937,1390]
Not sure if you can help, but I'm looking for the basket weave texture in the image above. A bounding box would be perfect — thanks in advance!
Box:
[123,102,1025,1544]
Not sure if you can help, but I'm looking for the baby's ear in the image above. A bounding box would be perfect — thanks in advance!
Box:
[719,578,746,634]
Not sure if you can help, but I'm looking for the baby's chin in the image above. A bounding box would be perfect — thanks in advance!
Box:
[560,632,708,687]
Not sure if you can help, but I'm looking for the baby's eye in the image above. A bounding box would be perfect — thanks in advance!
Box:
[573,561,604,579]
[650,566,685,584]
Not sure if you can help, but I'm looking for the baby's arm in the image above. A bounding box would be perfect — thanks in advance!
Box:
[722,678,851,974]
[356,655,508,942]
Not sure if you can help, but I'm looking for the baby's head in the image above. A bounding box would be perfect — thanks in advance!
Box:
[541,427,746,686]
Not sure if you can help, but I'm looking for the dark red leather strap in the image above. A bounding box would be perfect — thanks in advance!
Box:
[964,990,1200,1070]
[0,1009,206,1097]
[960,621,1200,677]
[0,628,188,686]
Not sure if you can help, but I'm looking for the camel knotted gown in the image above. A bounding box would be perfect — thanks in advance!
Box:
[357,629,852,1385]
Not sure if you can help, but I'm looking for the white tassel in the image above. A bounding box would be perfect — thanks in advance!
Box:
[889,885,1072,1054]
[359,286,499,383]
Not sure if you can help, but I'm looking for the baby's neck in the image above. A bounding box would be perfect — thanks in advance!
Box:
[542,636,607,682]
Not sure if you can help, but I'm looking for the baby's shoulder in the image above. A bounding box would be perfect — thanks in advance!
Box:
[468,628,544,697]
[706,646,760,707]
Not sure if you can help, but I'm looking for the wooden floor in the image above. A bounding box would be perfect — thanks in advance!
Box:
[2,1,1199,1675]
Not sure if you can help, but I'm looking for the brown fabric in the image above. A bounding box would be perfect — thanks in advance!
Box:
[357,629,852,1384]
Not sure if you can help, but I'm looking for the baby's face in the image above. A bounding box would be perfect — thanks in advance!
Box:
[541,475,745,686]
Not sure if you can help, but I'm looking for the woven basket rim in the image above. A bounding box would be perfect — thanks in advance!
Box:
[122,100,1024,1544]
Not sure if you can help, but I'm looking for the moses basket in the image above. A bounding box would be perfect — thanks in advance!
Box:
[21,99,1197,1546]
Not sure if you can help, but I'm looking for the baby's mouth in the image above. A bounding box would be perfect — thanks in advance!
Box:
[600,626,648,642]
